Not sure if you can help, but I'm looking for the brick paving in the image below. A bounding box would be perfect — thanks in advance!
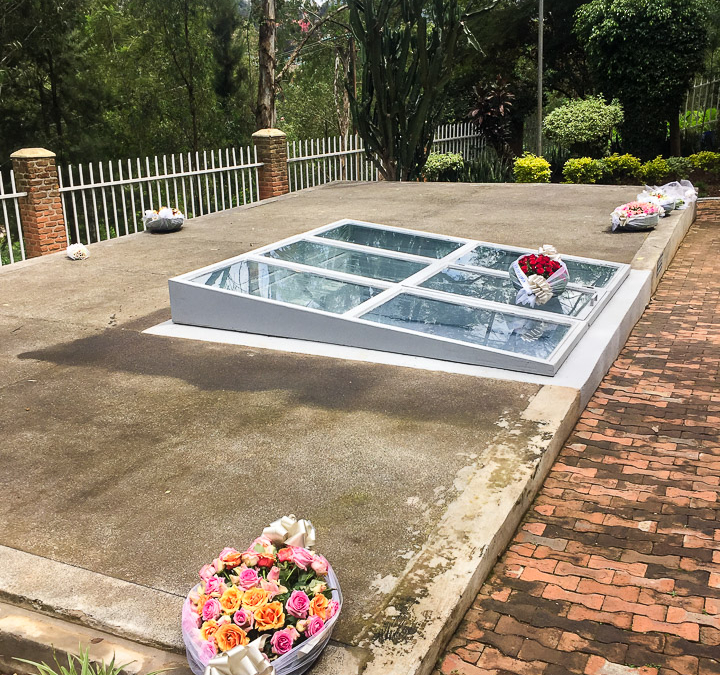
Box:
[436,203,720,675]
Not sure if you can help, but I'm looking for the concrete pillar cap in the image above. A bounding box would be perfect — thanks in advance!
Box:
[10,148,56,159]
[252,128,287,139]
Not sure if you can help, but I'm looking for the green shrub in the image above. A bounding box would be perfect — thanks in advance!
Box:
[513,153,551,183]
[688,151,720,174]
[543,96,624,156]
[562,157,604,184]
[422,152,464,181]
[600,153,642,184]
[638,156,670,184]
[665,156,693,180]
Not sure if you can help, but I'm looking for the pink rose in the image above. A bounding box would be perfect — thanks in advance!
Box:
[204,576,225,597]
[248,535,274,550]
[326,600,339,620]
[268,566,280,582]
[219,547,243,569]
[270,626,299,656]
[311,555,329,576]
[202,598,222,622]
[260,578,284,600]
[233,608,254,631]
[285,590,310,619]
[305,614,325,637]
[199,564,216,581]
[200,639,218,660]
[289,546,315,570]
[241,552,259,567]
[236,567,260,590]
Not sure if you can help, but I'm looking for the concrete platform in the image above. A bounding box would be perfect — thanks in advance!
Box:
[0,183,695,675]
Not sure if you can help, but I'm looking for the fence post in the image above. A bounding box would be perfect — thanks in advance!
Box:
[10,148,67,258]
[252,128,289,200]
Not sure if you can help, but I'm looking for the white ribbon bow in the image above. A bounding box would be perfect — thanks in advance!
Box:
[537,244,559,260]
[204,636,274,675]
[262,515,316,549]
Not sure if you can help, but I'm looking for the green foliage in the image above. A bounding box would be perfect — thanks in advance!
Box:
[347,0,496,181]
[15,645,146,675]
[422,152,464,181]
[665,156,693,179]
[600,153,642,184]
[543,97,623,156]
[638,156,671,184]
[679,108,717,131]
[575,0,709,158]
[513,153,551,183]
[462,147,514,183]
[277,44,339,141]
[562,157,603,184]
[688,151,720,173]
[0,0,255,163]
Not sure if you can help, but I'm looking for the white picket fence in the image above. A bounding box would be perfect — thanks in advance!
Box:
[1,122,480,265]
[287,133,379,191]
[683,76,720,134]
[432,122,481,159]
[0,170,26,266]
[58,147,261,247]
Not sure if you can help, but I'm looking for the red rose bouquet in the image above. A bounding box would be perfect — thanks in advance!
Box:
[517,253,562,280]
[509,245,569,307]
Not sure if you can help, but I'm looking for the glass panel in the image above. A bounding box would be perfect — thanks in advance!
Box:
[192,260,381,314]
[318,223,462,258]
[361,293,570,359]
[262,239,427,282]
[420,268,594,317]
[455,245,619,288]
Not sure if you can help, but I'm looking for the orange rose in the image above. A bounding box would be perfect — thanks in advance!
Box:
[221,550,244,569]
[254,601,285,631]
[215,623,250,652]
[194,593,208,614]
[219,587,243,614]
[242,587,270,612]
[309,594,329,620]
[200,619,219,641]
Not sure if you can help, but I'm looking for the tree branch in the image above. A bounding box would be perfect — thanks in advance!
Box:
[276,4,348,84]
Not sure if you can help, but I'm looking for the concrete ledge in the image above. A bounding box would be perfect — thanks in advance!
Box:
[0,546,185,652]
[0,602,190,675]
[358,385,581,675]
[631,202,697,293]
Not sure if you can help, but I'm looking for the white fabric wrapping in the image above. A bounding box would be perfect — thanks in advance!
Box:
[66,243,90,260]
[262,515,316,549]
[205,637,274,675]
[512,259,569,308]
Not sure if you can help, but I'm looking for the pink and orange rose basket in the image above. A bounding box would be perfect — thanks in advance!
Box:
[181,516,341,675]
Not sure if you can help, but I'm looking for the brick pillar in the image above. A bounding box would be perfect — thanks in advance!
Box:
[11,148,67,258]
[252,129,289,200]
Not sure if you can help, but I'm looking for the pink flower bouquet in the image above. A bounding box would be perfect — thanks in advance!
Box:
[611,201,660,232]
[182,519,341,675]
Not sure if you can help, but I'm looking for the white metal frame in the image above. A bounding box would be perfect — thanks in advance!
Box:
[0,169,27,265]
[169,219,631,375]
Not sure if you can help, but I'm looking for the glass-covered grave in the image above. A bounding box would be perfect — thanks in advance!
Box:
[169,220,630,375]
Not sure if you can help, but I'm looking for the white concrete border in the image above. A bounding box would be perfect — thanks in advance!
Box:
[147,267,649,407]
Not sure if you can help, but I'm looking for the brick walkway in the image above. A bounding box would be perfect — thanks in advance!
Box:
[436,204,720,675]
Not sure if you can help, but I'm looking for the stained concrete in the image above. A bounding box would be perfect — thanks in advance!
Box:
[0,183,654,669]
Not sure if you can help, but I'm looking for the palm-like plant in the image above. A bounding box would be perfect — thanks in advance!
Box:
[468,77,515,157]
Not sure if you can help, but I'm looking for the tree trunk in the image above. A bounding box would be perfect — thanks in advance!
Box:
[256,0,276,129]
[669,110,681,157]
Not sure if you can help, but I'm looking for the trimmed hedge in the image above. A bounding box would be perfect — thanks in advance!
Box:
[513,153,551,183]
[550,151,720,185]
[562,157,604,184]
